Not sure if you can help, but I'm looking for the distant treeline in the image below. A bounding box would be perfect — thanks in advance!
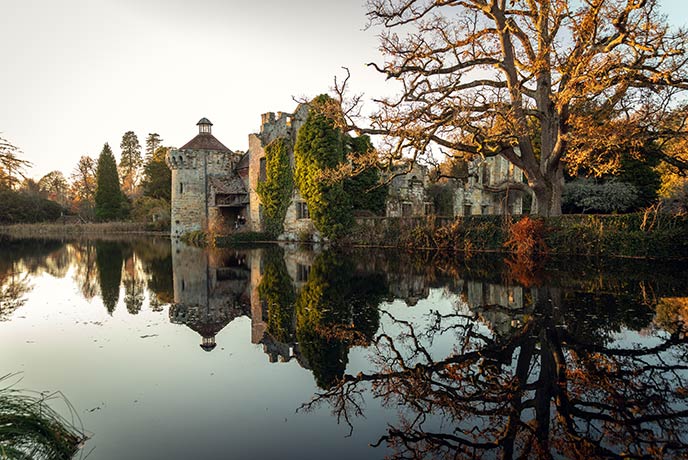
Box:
[0,131,171,227]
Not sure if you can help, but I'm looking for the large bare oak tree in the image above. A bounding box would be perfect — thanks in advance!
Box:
[352,0,688,215]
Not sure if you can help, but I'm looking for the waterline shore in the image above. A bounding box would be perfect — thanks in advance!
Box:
[0,222,165,239]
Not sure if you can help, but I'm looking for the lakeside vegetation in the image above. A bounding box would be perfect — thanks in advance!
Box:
[0,375,86,460]
[342,212,688,259]
[0,132,171,231]
[0,222,157,239]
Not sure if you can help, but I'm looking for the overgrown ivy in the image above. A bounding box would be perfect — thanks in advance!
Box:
[294,95,353,239]
[256,138,294,238]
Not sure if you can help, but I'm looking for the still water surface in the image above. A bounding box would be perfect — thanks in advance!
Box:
[1,237,688,459]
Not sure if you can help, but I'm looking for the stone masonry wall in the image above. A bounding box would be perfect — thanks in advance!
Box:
[167,149,207,237]
[248,104,312,235]
[454,154,524,216]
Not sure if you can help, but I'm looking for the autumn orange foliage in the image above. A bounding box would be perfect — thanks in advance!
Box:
[504,216,549,260]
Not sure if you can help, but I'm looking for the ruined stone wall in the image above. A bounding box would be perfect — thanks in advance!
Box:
[453,154,524,216]
[167,149,207,237]
[247,133,264,232]
[281,190,316,240]
[206,151,235,176]
[386,164,432,218]
[247,104,312,236]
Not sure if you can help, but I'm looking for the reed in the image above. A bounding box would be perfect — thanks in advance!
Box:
[0,222,156,239]
[0,375,87,460]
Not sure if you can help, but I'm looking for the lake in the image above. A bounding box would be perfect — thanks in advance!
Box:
[1,236,688,459]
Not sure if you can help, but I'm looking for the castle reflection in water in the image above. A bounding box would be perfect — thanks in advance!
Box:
[167,240,526,365]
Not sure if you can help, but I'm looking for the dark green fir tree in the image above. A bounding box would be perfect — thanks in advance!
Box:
[95,143,126,221]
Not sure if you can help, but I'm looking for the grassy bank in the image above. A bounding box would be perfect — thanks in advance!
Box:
[344,212,688,259]
[0,222,164,239]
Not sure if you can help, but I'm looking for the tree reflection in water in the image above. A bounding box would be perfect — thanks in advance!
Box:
[95,242,124,315]
[0,270,31,320]
[0,239,65,320]
[303,257,688,460]
[2,236,688,458]
[259,248,387,389]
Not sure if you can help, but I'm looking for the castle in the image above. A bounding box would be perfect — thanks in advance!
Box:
[166,107,524,238]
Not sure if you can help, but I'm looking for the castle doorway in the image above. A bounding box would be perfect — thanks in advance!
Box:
[211,206,247,234]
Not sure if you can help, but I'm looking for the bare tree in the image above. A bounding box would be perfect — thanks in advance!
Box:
[37,171,69,206]
[70,155,97,217]
[0,136,31,190]
[303,283,688,459]
[340,0,688,215]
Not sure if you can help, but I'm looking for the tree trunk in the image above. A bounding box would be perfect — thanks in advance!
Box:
[530,166,563,217]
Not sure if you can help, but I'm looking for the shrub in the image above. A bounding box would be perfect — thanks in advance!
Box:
[181,230,208,247]
[661,179,688,215]
[345,135,388,215]
[563,178,639,214]
[131,196,170,229]
[504,216,548,259]
[0,189,64,224]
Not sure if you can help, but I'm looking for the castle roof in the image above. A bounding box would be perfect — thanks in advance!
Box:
[180,133,232,152]
[235,153,249,170]
[209,175,247,196]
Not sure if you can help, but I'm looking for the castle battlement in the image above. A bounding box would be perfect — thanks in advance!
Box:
[166,149,200,170]
[259,111,294,144]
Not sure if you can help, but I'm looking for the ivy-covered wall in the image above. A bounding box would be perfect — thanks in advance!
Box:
[256,138,293,238]
[294,95,353,240]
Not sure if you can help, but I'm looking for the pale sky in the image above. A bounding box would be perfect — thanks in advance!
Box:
[1,0,686,179]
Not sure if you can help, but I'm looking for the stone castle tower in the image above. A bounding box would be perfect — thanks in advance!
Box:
[166,118,247,237]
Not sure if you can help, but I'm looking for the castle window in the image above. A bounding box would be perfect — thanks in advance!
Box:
[259,158,266,182]
[179,182,184,194]
[424,203,434,216]
[482,166,490,185]
[297,264,311,282]
[297,202,309,219]
[402,203,412,217]
[464,204,472,216]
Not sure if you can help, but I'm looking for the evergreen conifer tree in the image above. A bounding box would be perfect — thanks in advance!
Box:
[145,133,162,160]
[95,143,126,221]
[119,131,142,195]
[141,146,171,201]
